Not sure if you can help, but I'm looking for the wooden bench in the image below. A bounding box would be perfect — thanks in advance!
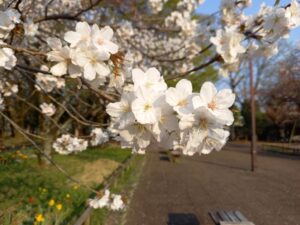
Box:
[209,210,255,225]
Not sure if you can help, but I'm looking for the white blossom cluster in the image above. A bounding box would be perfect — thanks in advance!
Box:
[174,81,234,155]
[35,66,66,93]
[47,22,121,87]
[106,67,234,155]
[53,134,88,155]
[0,9,20,39]
[90,128,109,146]
[0,40,17,70]
[114,0,208,76]
[165,0,204,37]
[119,28,202,75]
[0,80,18,109]
[147,0,167,14]
[0,9,38,69]
[0,80,18,97]
[0,94,3,110]
[212,0,300,76]
[60,0,81,8]
[0,9,20,70]
[116,20,134,40]
[0,1,298,158]
[23,19,39,37]
[89,189,124,211]
[40,103,56,117]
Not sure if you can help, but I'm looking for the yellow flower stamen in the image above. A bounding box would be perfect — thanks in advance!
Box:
[208,101,217,110]
[144,103,152,111]
[199,118,208,130]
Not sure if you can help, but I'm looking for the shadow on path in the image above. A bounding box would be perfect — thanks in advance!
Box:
[196,159,249,172]
[168,213,200,225]
[226,142,300,160]
[125,142,300,225]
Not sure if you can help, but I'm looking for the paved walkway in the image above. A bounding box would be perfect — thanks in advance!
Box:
[124,142,300,225]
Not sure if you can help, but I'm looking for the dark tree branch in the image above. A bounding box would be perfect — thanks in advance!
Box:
[165,55,221,81]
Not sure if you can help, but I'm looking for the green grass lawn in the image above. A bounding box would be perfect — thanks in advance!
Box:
[261,144,300,155]
[0,144,132,225]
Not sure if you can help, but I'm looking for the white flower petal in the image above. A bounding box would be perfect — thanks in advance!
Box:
[50,62,67,76]
[215,89,235,109]
[84,64,96,80]
[200,82,217,104]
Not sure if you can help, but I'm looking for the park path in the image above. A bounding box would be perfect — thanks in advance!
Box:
[124,142,300,225]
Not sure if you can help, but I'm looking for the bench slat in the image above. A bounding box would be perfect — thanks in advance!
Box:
[209,211,222,224]
[220,222,255,225]
[234,211,249,222]
[227,211,240,222]
[218,210,231,221]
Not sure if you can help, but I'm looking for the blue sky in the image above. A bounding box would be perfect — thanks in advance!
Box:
[196,0,300,43]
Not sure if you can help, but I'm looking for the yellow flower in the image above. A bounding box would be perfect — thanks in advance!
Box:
[42,188,47,193]
[66,193,70,198]
[73,185,78,190]
[35,214,44,222]
[56,203,63,211]
[48,199,55,207]
[20,154,28,159]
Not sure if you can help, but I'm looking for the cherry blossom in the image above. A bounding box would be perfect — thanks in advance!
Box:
[0,94,3,109]
[118,123,153,153]
[192,81,235,126]
[148,0,166,14]
[210,26,246,64]
[0,41,17,70]
[132,67,167,92]
[106,92,136,129]
[165,79,194,115]
[40,103,56,117]
[110,194,125,211]
[64,22,92,48]
[89,190,124,211]
[263,7,290,42]
[47,38,81,77]
[131,88,161,124]
[0,9,20,38]
[74,48,110,80]
[91,25,119,60]
[90,128,109,146]
[35,66,66,92]
[89,190,110,209]
[286,0,300,28]
[0,80,18,96]
[53,134,88,155]
[23,19,39,37]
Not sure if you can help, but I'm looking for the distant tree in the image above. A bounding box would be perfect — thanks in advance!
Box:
[259,47,300,141]
[240,100,280,141]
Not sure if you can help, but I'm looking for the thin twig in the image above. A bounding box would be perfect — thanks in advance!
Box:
[0,44,47,57]
[165,54,221,80]
[80,79,117,102]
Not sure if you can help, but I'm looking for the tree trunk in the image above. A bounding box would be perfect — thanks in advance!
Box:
[289,120,297,144]
[0,122,4,150]
[39,135,54,166]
